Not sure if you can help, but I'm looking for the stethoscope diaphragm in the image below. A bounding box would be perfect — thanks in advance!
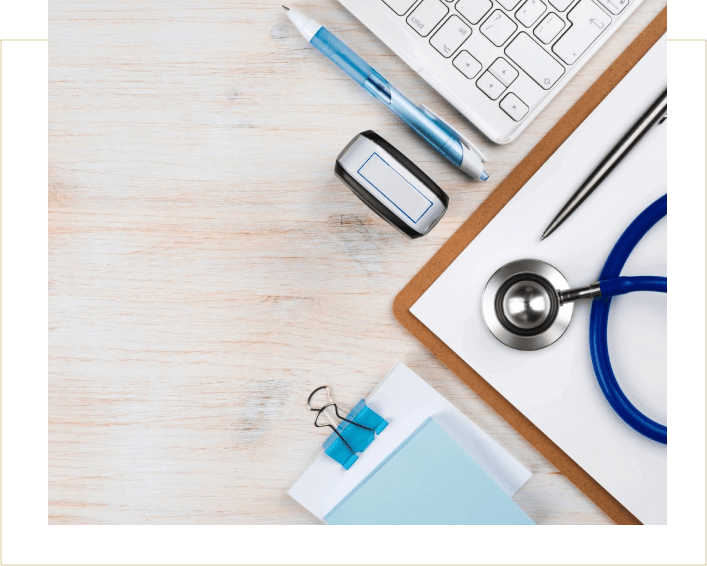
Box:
[482,259,574,351]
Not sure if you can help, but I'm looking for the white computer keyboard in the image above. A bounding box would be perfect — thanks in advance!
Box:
[337,0,643,143]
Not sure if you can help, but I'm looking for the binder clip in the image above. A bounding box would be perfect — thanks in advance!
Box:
[307,386,388,470]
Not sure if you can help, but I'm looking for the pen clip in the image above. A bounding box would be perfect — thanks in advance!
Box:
[420,104,487,163]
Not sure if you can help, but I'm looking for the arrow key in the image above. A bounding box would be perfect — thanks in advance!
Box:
[489,57,519,87]
[453,50,482,79]
[500,92,529,121]
[477,70,506,100]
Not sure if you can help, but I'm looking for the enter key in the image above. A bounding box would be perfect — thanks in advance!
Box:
[553,0,612,66]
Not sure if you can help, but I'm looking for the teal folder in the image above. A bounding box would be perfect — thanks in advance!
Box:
[324,418,534,525]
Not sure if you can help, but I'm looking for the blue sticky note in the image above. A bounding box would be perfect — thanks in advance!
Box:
[324,418,535,525]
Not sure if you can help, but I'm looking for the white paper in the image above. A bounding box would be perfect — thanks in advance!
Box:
[288,363,532,521]
[411,38,667,524]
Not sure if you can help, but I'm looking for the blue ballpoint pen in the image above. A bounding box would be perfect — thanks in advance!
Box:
[283,6,489,181]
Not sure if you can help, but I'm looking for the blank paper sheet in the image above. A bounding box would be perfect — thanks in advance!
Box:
[411,38,667,524]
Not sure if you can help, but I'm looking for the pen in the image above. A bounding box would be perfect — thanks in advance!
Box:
[283,6,488,181]
[540,89,667,241]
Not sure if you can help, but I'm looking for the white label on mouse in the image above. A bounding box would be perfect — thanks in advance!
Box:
[357,153,432,223]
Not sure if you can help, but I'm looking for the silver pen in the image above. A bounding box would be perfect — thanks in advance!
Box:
[541,89,667,241]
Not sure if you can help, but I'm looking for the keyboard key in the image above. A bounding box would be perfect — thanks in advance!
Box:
[489,57,518,86]
[595,0,629,15]
[453,50,482,78]
[548,0,574,10]
[463,28,498,67]
[382,0,420,15]
[505,32,564,89]
[497,0,522,8]
[456,0,492,25]
[407,0,449,37]
[534,12,565,43]
[553,0,611,65]
[480,10,518,47]
[431,16,471,57]
[516,0,547,27]
[500,93,529,121]
[476,70,506,100]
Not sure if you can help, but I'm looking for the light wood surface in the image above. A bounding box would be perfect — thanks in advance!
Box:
[49,0,667,524]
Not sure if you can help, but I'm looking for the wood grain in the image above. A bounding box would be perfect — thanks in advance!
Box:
[49,0,667,524]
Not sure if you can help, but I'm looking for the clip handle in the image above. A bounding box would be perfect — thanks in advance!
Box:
[307,386,352,414]
[419,104,487,163]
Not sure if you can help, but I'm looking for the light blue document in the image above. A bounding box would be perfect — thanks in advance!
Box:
[324,417,534,525]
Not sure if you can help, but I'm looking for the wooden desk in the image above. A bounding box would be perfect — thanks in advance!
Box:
[49,0,667,524]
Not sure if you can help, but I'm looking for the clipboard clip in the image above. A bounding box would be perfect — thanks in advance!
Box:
[307,386,388,470]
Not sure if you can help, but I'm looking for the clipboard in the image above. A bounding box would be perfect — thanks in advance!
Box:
[393,8,667,526]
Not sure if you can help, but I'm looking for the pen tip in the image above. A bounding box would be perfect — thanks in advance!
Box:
[540,234,546,241]
[282,5,289,11]
[479,171,489,182]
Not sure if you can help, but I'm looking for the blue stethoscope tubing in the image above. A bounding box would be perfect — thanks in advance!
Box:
[589,194,667,444]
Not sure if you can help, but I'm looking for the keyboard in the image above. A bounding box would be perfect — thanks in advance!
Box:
[337,0,643,143]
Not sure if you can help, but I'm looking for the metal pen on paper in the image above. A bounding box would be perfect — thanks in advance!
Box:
[307,386,388,470]
[541,89,667,240]
[283,6,489,181]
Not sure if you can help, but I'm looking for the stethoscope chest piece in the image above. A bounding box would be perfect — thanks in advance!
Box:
[482,259,574,351]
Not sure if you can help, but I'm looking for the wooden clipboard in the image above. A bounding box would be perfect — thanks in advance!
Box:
[393,8,667,525]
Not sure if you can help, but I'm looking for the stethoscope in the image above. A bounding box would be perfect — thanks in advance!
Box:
[482,194,667,444]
